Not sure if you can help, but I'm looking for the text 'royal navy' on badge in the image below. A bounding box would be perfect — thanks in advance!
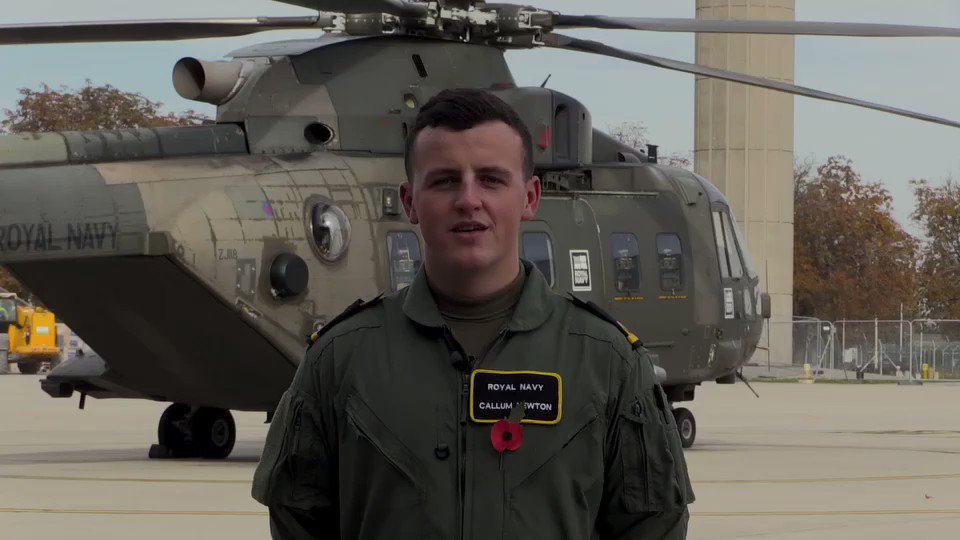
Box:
[470,369,562,425]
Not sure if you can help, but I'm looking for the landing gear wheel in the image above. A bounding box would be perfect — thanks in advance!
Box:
[672,407,696,449]
[17,361,39,375]
[191,408,236,460]
[156,403,193,458]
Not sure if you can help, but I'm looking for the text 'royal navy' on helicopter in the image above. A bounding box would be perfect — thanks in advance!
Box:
[1,0,958,457]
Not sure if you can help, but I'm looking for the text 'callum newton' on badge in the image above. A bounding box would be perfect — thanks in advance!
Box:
[470,369,562,425]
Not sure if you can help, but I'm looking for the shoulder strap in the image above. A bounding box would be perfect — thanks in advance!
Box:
[566,293,644,350]
[307,293,385,346]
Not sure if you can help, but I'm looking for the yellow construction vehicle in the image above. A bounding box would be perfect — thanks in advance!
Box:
[0,291,62,375]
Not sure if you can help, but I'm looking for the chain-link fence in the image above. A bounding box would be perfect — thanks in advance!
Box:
[911,320,960,379]
[753,318,835,379]
[750,318,960,381]
[836,320,912,377]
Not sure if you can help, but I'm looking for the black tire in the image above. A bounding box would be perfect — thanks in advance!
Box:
[158,403,193,457]
[0,350,8,375]
[672,407,696,449]
[17,361,40,375]
[191,408,236,460]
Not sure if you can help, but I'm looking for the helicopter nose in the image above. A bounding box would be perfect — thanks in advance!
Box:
[0,160,151,263]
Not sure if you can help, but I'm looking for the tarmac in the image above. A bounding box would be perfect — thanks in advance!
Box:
[2,374,960,539]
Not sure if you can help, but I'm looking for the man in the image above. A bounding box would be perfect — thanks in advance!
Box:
[253,88,694,539]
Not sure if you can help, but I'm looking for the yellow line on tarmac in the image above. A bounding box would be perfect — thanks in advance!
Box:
[0,474,249,484]
[696,472,960,485]
[694,509,960,517]
[0,508,267,517]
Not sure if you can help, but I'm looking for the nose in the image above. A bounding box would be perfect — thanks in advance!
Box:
[453,174,482,212]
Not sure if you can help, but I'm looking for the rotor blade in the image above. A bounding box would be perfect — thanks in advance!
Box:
[551,15,960,38]
[544,34,960,129]
[275,0,428,17]
[0,16,331,45]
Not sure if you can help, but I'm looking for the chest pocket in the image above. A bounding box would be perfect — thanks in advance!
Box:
[503,402,603,540]
[619,386,693,513]
[340,394,428,539]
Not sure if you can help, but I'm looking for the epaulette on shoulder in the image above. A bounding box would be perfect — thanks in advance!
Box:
[566,293,644,350]
[307,293,384,346]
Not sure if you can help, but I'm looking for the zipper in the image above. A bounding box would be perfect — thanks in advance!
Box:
[478,329,509,367]
[442,324,471,540]
[460,370,470,540]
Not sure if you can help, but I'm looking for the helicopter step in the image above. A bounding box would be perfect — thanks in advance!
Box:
[148,403,236,460]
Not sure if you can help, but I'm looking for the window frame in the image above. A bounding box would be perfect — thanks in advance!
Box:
[304,195,351,264]
[521,231,557,287]
[655,233,684,292]
[610,232,642,292]
[385,230,423,291]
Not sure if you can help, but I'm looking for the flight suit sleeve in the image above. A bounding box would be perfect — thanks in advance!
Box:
[597,347,695,540]
[252,344,339,539]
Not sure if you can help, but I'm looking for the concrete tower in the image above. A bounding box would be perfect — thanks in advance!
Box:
[695,0,795,366]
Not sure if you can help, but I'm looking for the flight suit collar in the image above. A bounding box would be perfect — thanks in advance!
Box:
[401,259,555,333]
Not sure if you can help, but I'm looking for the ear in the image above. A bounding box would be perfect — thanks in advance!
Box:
[399,181,419,224]
[520,176,541,221]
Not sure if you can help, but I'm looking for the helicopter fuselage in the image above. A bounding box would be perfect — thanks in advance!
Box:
[0,35,766,416]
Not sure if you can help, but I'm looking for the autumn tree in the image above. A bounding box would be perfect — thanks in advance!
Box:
[607,121,692,170]
[1,81,207,133]
[793,156,918,320]
[1,82,209,294]
[911,178,960,319]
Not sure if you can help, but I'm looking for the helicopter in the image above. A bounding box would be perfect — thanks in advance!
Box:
[1,0,958,458]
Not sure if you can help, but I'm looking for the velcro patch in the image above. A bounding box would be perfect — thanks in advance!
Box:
[470,369,562,425]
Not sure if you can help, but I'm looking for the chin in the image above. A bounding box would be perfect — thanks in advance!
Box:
[444,252,497,274]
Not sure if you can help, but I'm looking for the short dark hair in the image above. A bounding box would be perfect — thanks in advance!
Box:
[404,88,534,180]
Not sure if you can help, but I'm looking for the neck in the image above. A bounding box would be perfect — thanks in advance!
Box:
[425,257,521,302]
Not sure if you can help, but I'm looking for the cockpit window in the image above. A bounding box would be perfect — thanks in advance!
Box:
[713,210,744,279]
[656,233,684,291]
[521,232,556,287]
[722,213,744,278]
[728,214,758,279]
[712,212,731,279]
[611,233,641,291]
[386,231,422,291]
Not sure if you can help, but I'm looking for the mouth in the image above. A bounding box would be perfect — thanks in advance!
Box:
[451,222,489,234]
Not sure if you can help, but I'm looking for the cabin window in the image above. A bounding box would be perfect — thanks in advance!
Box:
[611,233,641,291]
[521,232,555,287]
[656,233,683,291]
[386,231,422,291]
[309,201,351,263]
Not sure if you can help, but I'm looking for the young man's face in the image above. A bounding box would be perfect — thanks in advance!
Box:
[400,121,540,278]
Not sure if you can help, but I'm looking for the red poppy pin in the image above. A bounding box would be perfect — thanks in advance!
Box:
[491,402,525,453]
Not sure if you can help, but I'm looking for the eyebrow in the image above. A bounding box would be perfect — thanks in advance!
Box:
[476,166,511,176]
[424,166,513,178]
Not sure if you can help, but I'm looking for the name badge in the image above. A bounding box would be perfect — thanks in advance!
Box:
[470,369,562,425]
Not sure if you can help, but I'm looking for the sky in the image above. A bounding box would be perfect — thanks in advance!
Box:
[3,0,959,233]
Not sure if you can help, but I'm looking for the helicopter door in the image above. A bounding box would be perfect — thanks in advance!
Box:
[527,197,604,304]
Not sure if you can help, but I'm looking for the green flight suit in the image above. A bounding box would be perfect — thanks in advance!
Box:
[253,261,694,539]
